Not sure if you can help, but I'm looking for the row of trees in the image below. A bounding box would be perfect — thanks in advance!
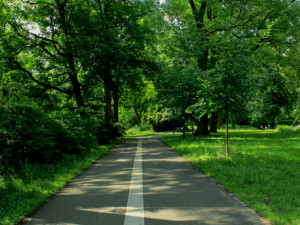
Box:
[1,0,161,125]
[0,0,299,168]
[155,0,299,136]
[0,0,162,173]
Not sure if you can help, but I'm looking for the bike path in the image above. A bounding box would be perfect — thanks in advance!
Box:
[23,135,269,225]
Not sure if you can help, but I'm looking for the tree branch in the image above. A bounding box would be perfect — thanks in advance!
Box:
[7,21,27,39]
[26,87,49,98]
[233,7,269,29]
[12,58,73,95]
[8,20,62,48]
[233,0,249,27]
[38,43,57,58]
[188,0,198,17]
[21,0,54,7]
[189,0,207,30]
[21,0,37,5]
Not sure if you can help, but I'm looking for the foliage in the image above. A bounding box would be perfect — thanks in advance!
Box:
[0,103,111,176]
[52,108,99,151]
[162,129,300,225]
[119,108,138,129]
[0,105,79,174]
[275,125,295,133]
[97,122,126,145]
[157,0,300,134]
[126,124,154,134]
[0,0,159,175]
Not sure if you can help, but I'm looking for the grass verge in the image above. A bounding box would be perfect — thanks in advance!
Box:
[161,129,300,225]
[0,140,120,225]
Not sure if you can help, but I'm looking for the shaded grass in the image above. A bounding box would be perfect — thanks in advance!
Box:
[161,129,300,225]
[0,140,119,225]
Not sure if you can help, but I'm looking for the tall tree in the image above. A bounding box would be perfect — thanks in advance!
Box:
[160,0,299,135]
[79,0,158,127]
[1,0,92,108]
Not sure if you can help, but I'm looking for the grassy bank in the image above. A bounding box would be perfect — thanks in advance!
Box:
[0,141,119,225]
[161,129,300,225]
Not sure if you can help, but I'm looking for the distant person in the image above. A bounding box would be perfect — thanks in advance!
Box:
[260,124,264,130]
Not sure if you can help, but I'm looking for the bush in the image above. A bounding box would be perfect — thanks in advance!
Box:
[275,125,294,133]
[54,108,99,152]
[111,122,126,138]
[0,104,125,175]
[126,125,141,134]
[140,123,153,131]
[119,109,138,129]
[0,105,80,175]
[126,124,153,134]
[97,122,126,145]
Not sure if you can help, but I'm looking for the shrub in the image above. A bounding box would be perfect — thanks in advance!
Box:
[54,108,99,152]
[126,124,153,134]
[0,105,79,175]
[140,123,153,131]
[126,125,141,134]
[97,122,126,145]
[112,122,126,138]
[275,125,294,133]
[0,104,123,175]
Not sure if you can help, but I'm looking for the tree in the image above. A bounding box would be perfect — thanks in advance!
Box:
[0,0,95,108]
[159,0,299,137]
[78,0,158,127]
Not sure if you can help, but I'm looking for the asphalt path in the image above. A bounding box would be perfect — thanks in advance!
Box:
[23,135,270,225]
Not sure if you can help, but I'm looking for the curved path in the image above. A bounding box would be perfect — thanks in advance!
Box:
[23,135,270,225]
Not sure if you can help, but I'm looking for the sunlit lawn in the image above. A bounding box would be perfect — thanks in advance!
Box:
[161,129,300,225]
[126,130,170,137]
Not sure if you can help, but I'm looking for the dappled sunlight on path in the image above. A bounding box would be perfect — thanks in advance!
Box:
[23,135,269,225]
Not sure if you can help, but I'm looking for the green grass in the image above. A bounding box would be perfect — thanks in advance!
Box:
[0,140,119,225]
[161,129,300,225]
[126,130,169,137]
[126,124,170,137]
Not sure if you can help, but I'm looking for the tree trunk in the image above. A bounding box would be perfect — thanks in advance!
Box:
[217,113,222,130]
[194,113,210,136]
[188,0,210,135]
[270,76,278,128]
[113,77,119,122]
[209,112,218,132]
[182,85,186,139]
[58,2,84,108]
[69,72,84,108]
[133,97,141,126]
[104,78,112,127]
[225,102,229,158]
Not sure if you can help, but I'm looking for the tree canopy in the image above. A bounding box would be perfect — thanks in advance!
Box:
[0,0,299,166]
